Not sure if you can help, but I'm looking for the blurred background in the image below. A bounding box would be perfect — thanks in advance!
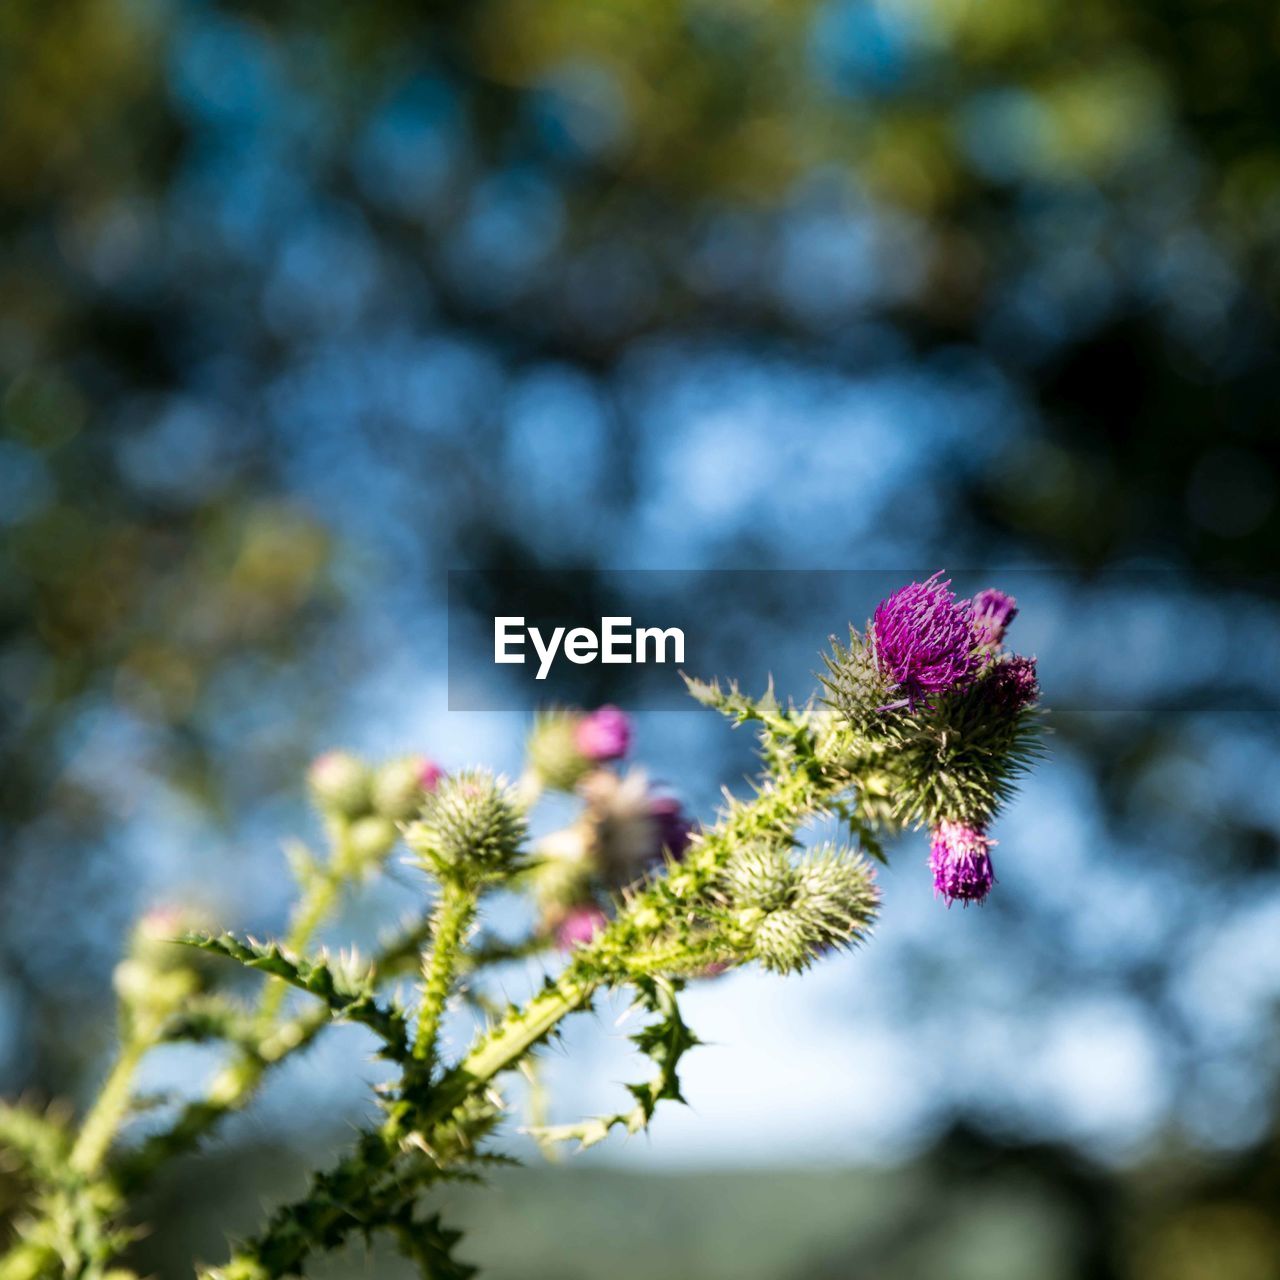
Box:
[3,0,1280,1276]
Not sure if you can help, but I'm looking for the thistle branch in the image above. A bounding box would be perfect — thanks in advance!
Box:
[67,1038,147,1177]
[413,881,477,1070]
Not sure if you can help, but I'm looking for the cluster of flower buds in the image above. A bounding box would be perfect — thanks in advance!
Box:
[113,906,210,1036]
[722,843,879,974]
[403,769,528,888]
[526,705,631,791]
[307,750,444,874]
[867,574,1039,906]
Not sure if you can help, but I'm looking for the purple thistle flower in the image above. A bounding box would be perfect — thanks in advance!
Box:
[872,573,980,705]
[555,903,608,950]
[979,655,1039,716]
[972,589,1019,647]
[575,705,632,762]
[929,821,995,905]
[419,759,445,792]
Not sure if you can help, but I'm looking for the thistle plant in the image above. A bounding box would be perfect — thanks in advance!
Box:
[0,576,1044,1279]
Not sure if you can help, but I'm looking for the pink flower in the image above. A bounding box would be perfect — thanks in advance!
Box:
[574,706,632,762]
[929,821,995,905]
[873,574,980,706]
[419,759,445,792]
[972,589,1019,647]
[556,904,608,950]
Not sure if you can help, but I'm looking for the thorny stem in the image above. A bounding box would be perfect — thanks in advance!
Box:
[413,881,477,1070]
[68,1037,147,1177]
[210,754,848,1276]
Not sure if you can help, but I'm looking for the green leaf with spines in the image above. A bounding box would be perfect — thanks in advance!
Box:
[527,978,698,1151]
[389,1206,477,1280]
[180,933,410,1058]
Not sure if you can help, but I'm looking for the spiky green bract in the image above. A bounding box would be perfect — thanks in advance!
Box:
[525,709,591,791]
[819,625,895,736]
[821,625,1045,830]
[403,769,527,887]
[724,843,878,974]
[725,841,796,912]
[877,672,1045,829]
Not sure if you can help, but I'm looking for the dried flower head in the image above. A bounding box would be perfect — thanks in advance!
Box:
[579,769,692,887]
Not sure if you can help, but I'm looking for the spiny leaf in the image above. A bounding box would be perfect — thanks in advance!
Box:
[389,1206,477,1280]
[527,978,697,1151]
[683,674,784,729]
[159,995,261,1048]
[181,933,410,1058]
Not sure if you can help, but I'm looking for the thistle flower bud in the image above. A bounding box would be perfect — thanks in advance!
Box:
[554,903,609,950]
[371,755,441,821]
[753,909,814,974]
[726,845,878,974]
[307,751,372,820]
[575,705,632,762]
[977,654,1039,717]
[929,820,995,905]
[527,710,592,791]
[725,843,795,913]
[403,769,527,886]
[972,588,1018,647]
[114,905,208,1028]
[872,573,979,706]
[793,851,881,940]
[345,814,399,868]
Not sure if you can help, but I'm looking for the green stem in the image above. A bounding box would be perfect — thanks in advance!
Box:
[413,882,476,1068]
[68,1037,146,1176]
[120,838,349,1189]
